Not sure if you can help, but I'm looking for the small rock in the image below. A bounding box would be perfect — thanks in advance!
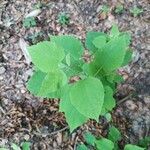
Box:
[3,98,8,105]
[0,67,6,74]
[125,100,137,110]
[56,132,62,145]
[53,141,57,148]
[144,96,150,105]
[25,9,41,18]
[132,50,140,63]
[94,17,99,23]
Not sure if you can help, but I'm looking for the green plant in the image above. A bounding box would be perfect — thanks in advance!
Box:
[78,131,115,150]
[115,4,124,14]
[130,7,143,17]
[76,144,88,150]
[101,5,110,14]
[124,144,145,150]
[58,12,70,25]
[108,126,121,150]
[78,130,145,150]
[23,17,36,28]
[21,142,31,150]
[0,142,30,150]
[138,136,150,149]
[27,25,132,132]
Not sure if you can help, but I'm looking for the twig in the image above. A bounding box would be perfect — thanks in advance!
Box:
[117,94,133,105]
[0,106,6,114]
[34,126,68,137]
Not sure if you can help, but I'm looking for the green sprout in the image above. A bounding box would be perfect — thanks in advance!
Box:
[23,17,36,28]
[115,4,124,14]
[58,12,70,26]
[130,6,143,17]
[101,5,110,14]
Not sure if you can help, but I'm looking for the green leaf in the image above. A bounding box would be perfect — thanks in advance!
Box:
[96,138,114,150]
[85,31,107,52]
[27,70,46,95]
[122,49,132,66]
[27,70,67,98]
[106,72,120,84]
[82,63,99,76]
[28,41,65,72]
[113,74,124,83]
[83,132,96,146]
[94,35,127,72]
[92,35,107,50]
[50,35,83,61]
[60,63,82,77]
[59,85,88,132]
[0,148,9,150]
[124,144,145,150]
[108,126,121,142]
[50,35,84,77]
[70,77,104,120]
[22,142,30,150]
[110,25,120,38]
[38,70,67,96]
[138,136,150,148]
[11,143,21,150]
[76,144,88,150]
[120,32,131,46]
[104,113,112,122]
[101,86,116,114]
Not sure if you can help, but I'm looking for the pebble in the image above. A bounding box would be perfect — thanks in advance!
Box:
[125,100,137,110]
[144,96,150,105]
[3,98,8,105]
[0,67,6,74]
[132,50,140,63]
[25,9,41,18]
[56,132,62,145]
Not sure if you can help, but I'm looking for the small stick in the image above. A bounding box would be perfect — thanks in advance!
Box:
[34,126,68,137]
[117,94,132,105]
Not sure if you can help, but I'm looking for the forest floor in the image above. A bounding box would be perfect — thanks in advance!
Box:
[0,0,150,149]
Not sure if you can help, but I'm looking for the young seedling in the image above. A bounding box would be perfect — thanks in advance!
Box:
[0,142,30,150]
[130,7,143,17]
[27,25,133,133]
[101,5,110,14]
[124,144,145,150]
[23,17,36,28]
[98,5,110,20]
[78,130,145,150]
[115,4,124,14]
[138,136,150,149]
[58,12,70,26]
